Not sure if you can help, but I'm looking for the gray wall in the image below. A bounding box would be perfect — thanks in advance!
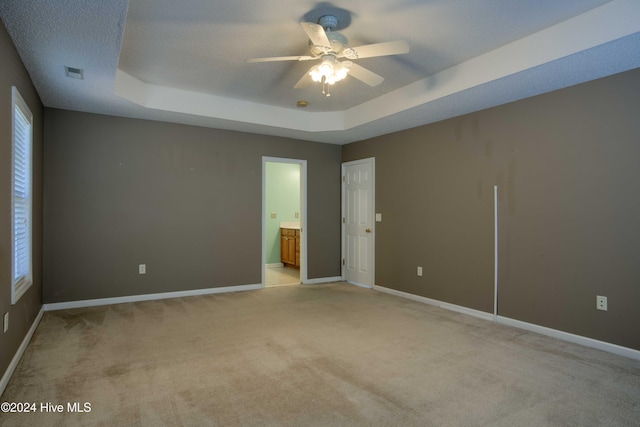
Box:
[343,68,640,351]
[43,109,341,303]
[0,22,43,382]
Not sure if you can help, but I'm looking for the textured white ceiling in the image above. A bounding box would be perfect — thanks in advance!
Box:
[1,0,639,144]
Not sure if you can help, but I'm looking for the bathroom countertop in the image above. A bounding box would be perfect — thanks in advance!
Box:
[280,221,300,229]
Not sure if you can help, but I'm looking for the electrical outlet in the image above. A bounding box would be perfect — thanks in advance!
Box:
[417,266,423,277]
[295,212,299,218]
[139,264,146,274]
[596,295,607,311]
[270,212,277,219]
[3,312,8,333]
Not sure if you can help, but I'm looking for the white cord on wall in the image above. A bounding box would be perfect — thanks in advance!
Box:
[494,185,499,321]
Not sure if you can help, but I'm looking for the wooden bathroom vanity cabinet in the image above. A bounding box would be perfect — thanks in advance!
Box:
[280,227,300,268]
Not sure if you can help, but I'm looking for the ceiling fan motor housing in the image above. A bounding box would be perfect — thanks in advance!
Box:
[309,31,348,56]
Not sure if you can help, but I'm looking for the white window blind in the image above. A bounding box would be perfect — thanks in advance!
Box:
[12,87,33,304]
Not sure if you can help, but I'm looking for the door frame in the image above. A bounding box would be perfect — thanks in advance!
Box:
[262,157,307,287]
[341,157,375,288]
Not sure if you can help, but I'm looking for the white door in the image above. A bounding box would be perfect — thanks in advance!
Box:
[342,158,375,287]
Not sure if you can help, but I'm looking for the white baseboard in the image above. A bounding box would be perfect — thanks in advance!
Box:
[372,284,640,361]
[266,263,284,268]
[44,283,262,311]
[1,306,44,398]
[373,285,494,321]
[347,280,373,289]
[497,316,640,361]
[303,276,343,285]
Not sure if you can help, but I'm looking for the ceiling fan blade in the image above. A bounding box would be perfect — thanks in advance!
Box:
[247,55,316,63]
[300,22,331,52]
[348,63,384,87]
[342,40,410,59]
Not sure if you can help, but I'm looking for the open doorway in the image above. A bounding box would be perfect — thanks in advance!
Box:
[262,157,307,287]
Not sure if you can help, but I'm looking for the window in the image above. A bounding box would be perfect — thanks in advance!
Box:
[11,87,33,304]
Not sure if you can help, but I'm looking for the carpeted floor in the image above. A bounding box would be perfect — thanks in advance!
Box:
[1,282,639,426]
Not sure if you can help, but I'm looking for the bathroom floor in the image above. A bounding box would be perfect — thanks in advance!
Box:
[265,266,300,287]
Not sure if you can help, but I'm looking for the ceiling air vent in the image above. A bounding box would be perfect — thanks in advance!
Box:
[65,66,84,80]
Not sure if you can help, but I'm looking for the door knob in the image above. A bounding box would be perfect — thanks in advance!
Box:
[365,228,372,233]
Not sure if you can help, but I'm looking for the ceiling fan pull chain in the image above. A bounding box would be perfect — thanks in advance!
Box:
[320,76,331,97]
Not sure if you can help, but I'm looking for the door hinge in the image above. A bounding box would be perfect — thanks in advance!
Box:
[342,259,345,266]
[342,176,346,182]
[342,217,345,224]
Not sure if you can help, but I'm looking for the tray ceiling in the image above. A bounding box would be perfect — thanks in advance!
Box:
[1,0,639,144]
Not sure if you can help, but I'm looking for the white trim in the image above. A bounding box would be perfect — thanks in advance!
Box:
[372,284,640,360]
[373,285,494,321]
[497,316,640,361]
[341,157,375,288]
[44,284,262,311]
[262,157,308,289]
[346,280,372,289]
[1,306,44,397]
[303,276,343,285]
[266,263,284,269]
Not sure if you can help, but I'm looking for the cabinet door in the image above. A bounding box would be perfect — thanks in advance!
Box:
[281,235,296,265]
[281,235,290,264]
[287,237,296,265]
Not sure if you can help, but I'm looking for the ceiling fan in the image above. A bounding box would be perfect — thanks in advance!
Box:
[247,14,409,97]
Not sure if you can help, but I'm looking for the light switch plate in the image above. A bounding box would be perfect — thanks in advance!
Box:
[139,264,146,274]
[271,212,277,219]
[376,213,382,222]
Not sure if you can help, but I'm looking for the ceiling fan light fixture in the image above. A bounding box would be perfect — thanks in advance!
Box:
[309,56,350,94]
[335,61,352,80]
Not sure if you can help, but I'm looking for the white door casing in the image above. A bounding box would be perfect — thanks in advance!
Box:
[262,157,307,286]
[342,158,375,287]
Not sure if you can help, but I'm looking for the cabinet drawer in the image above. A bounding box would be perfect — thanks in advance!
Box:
[281,228,296,236]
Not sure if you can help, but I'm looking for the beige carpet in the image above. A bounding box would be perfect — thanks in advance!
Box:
[1,282,639,426]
